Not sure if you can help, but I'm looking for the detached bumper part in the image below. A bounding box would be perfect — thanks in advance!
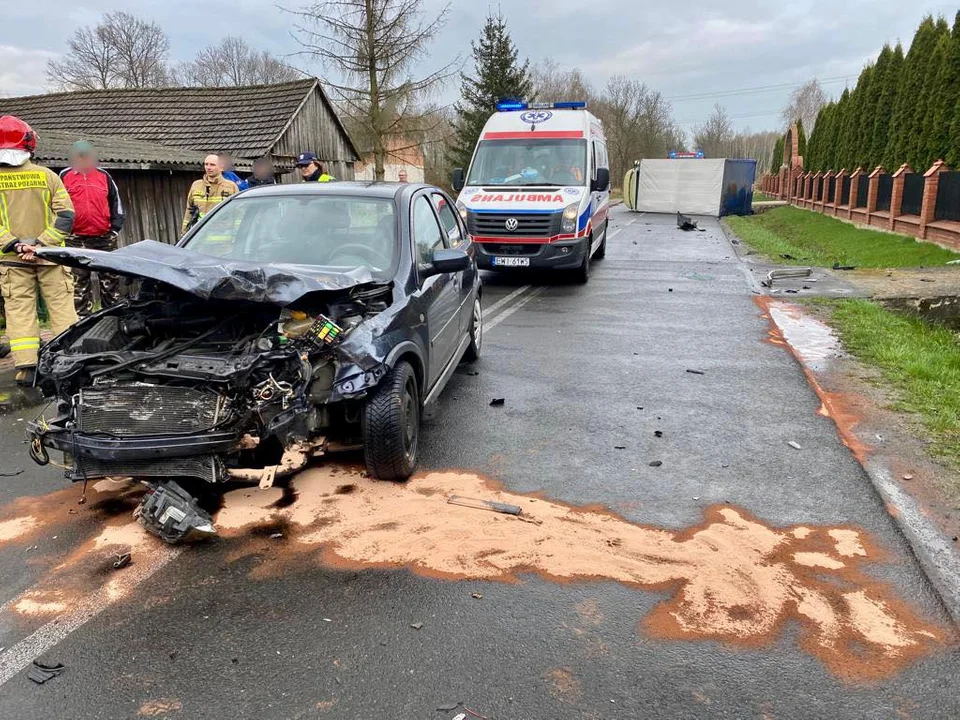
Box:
[136,480,216,544]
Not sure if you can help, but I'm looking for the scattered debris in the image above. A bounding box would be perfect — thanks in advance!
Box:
[614,445,627,450]
[668,288,674,292]
[919,278,935,283]
[802,285,812,290]
[648,460,663,467]
[654,431,663,438]
[636,406,644,410]
[784,289,799,294]
[489,398,505,407]
[832,262,856,271]
[902,474,914,481]
[448,495,523,516]
[135,480,216,544]
[437,702,461,712]
[452,715,467,720]
[788,441,802,450]
[472,593,483,600]
[410,622,423,630]
[686,369,706,375]
[28,661,65,684]
[780,253,796,260]
[947,259,960,265]
[763,267,812,287]
[0,468,24,477]
[677,212,698,231]
[269,532,284,539]
[464,706,489,719]
[112,552,131,570]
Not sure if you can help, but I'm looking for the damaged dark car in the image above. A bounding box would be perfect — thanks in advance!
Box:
[27,182,482,542]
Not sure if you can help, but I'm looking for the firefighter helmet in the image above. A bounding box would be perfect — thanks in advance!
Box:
[0,116,37,154]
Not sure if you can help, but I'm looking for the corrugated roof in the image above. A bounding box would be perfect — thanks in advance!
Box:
[1,78,358,160]
[32,129,217,169]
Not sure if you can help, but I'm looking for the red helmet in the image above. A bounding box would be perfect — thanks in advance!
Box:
[0,116,37,154]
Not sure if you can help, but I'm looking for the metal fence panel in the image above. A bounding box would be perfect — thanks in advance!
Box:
[934,171,960,222]
[876,175,893,211]
[855,178,868,208]
[840,177,851,205]
[901,174,924,216]
[827,176,836,203]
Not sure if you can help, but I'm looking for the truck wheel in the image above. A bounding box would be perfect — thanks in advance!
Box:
[362,360,419,481]
[573,237,591,284]
[593,224,607,259]
[462,296,483,362]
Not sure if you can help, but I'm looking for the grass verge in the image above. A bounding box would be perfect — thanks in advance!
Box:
[753,192,777,202]
[726,205,959,268]
[811,299,960,470]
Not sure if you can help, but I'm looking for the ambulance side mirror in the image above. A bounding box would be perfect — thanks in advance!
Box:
[592,167,610,192]
[452,168,465,192]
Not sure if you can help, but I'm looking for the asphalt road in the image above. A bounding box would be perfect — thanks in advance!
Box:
[0,206,957,719]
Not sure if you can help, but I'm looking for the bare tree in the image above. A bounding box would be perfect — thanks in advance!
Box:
[47,12,170,90]
[176,36,302,87]
[693,104,735,158]
[291,0,456,181]
[780,79,827,134]
[529,58,594,103]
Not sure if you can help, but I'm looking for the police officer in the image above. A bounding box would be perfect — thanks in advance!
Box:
[296,152,336,182]
[0,116,79,386]
[181,154,238,234]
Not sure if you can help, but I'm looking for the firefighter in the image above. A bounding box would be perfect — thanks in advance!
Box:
[60,140,125,317]
[181,154,238,234]
[296,152,336,182]
[0,116,79,386]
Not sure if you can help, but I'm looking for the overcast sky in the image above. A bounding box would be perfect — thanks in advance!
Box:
[1,0,957,139]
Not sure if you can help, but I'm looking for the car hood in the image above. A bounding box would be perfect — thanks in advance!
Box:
[36,240,380,305]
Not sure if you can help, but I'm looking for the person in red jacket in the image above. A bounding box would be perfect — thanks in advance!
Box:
[60,140,125,317]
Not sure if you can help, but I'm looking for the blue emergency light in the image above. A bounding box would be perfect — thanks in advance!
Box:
[495,100,587,111]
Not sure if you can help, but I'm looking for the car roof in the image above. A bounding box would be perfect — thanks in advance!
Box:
[239,181,439,200]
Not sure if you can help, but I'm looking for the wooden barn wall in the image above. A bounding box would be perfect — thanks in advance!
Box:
[111,170,195,246]
[272,90,357,181]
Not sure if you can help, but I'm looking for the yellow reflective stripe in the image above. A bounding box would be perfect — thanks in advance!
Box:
[10,337,41,351]
[0,172,46,190]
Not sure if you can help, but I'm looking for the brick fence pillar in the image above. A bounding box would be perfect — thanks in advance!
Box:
[848,168,863,219]
[866,165,885,225]
[833,168,847,216]
[919,159,948,239]
[889,163,912,231]
[811,171,822,211]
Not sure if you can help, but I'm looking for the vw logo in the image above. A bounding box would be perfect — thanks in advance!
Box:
[504,217,519,232]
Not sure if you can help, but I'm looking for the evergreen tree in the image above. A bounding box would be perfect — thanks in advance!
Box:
[885,16,940,169]
[796,118,807,167]
[861,45,893,169]
[448,12,533,170]
[909,17,951,169]
[874,43,904,168]
[808,105,827,170]
[928,13,960,168]
[816,102,837,171]
[772,135,785,171]
[833,89,851,168]
[851,65,875,169]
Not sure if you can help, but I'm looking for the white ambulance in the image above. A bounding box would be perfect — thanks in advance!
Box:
[452,101,611,283]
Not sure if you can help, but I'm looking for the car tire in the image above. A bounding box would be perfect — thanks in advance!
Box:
[573,237,591,284]
[462,296,483,362]
[362,360,419,481]
[593,224,607,259]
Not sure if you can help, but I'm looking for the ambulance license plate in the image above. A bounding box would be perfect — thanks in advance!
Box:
[492,257,530,267]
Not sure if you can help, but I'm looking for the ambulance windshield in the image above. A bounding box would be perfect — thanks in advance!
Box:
[466,139,587,186]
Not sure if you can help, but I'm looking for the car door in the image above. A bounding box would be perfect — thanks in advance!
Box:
[412,194,459,388]
[431,191,473,333]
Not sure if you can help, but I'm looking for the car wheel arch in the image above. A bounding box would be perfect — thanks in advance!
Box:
[384,342,425,400]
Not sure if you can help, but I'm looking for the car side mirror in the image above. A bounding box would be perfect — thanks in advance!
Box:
[452,168,465,192]
[592,167,610,192]
[422,247,470,278]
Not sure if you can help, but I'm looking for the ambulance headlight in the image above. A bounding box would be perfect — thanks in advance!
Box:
[456,201,468,220]
[561,203,579,233]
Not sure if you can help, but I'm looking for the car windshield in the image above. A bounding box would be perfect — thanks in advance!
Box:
[466,138,587,186]
[183,195,398,277]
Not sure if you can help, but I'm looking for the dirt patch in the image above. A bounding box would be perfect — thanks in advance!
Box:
[547,667,582,702]
[138,699,182,716]
[208,466,946,682]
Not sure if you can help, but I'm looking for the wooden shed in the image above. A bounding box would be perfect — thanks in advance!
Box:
[1,78,361,244]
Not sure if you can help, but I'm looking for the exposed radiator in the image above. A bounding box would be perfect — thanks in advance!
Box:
[74,455,223,483]
[78,384,223,436]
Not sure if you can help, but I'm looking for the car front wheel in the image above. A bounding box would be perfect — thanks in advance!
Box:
[462,296,482,362]
[362,360,419,481]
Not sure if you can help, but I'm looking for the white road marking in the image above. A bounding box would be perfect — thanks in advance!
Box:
[486,287,545,332]
[483,284,532,318]
[0,545,182,687]
[607,228,622,241]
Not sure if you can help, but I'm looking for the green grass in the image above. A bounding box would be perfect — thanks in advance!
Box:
[726,205,960,268]
[753,191,777,202]
[816,299,960,471]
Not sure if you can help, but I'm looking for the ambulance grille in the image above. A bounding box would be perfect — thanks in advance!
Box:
[468,212,560,237]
